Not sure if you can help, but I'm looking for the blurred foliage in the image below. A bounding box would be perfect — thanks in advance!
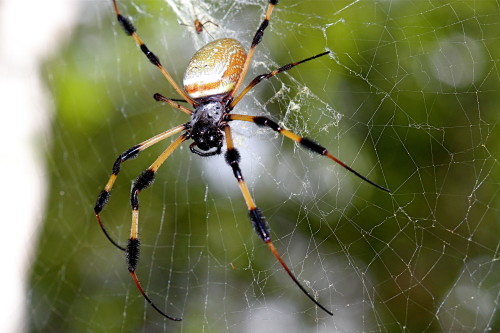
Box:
[30,0,498,332]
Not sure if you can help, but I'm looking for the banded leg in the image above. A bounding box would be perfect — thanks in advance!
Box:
[228,114,390,192]
[95,124,188,250]
[230,51,330,108]
[223,125,333,316]
[112,0,195,105]
[127,133,187,321]
[153,93,192,115]
[230,0,279,97]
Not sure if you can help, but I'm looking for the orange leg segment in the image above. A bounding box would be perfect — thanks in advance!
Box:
[223,125,333,316]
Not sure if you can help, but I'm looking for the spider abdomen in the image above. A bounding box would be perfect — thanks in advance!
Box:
[183,38,247,99]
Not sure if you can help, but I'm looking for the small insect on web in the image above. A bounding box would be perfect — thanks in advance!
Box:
[179,10,219,38]
[94,0,391,321]
[178,1,219,39]
[192,17,218,35]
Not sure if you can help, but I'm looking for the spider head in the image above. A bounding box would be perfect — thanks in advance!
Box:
[189,100,225,156]
[189,124,224,155]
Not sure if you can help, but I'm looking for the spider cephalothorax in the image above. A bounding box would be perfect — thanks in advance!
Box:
[95,0,389,321]
[187,99,226,156]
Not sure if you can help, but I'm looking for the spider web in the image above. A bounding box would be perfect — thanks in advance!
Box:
[29,0,499,332]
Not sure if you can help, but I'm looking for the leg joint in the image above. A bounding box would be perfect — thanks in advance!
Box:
[225,148,244,181]
[224,148,241,165]
[253,116,282,132]
[249,208,271,242]
[300,137,327,155]
[94,190,110,214]
[113,145,140,174]
[130,192,139,210]
[126,238,140,272]
[117,14,135,35]
[252,20,269,47]
[140,44,161,66]
[133,169,156,191]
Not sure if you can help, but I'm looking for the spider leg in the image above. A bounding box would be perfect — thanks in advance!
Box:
[94,124,188,251]
[230,0,278,97]
[111,0,196,105]
[223,125,333,316]
[153,93,192,115]
[228,114,390,192]
[230,51,330,108]
[199,20,219,28]
[127,133,187,321]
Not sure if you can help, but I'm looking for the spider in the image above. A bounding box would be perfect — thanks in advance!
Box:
[181,16,219,35]
[95,0,390,321]
[179,3,219,38]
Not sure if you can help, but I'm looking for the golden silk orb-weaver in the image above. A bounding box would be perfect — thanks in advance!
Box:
[94,0,390,321]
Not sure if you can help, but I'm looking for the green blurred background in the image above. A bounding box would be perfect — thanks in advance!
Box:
[30,0,499,332]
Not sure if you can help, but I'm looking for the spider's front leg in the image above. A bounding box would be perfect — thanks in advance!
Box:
[222,125,333,316]
[125,133,187,321]
[228,114,390,192]
[94,124,187,251]
[111,0,195,105]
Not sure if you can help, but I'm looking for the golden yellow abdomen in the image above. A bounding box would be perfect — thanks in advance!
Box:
[183,38,247,99]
